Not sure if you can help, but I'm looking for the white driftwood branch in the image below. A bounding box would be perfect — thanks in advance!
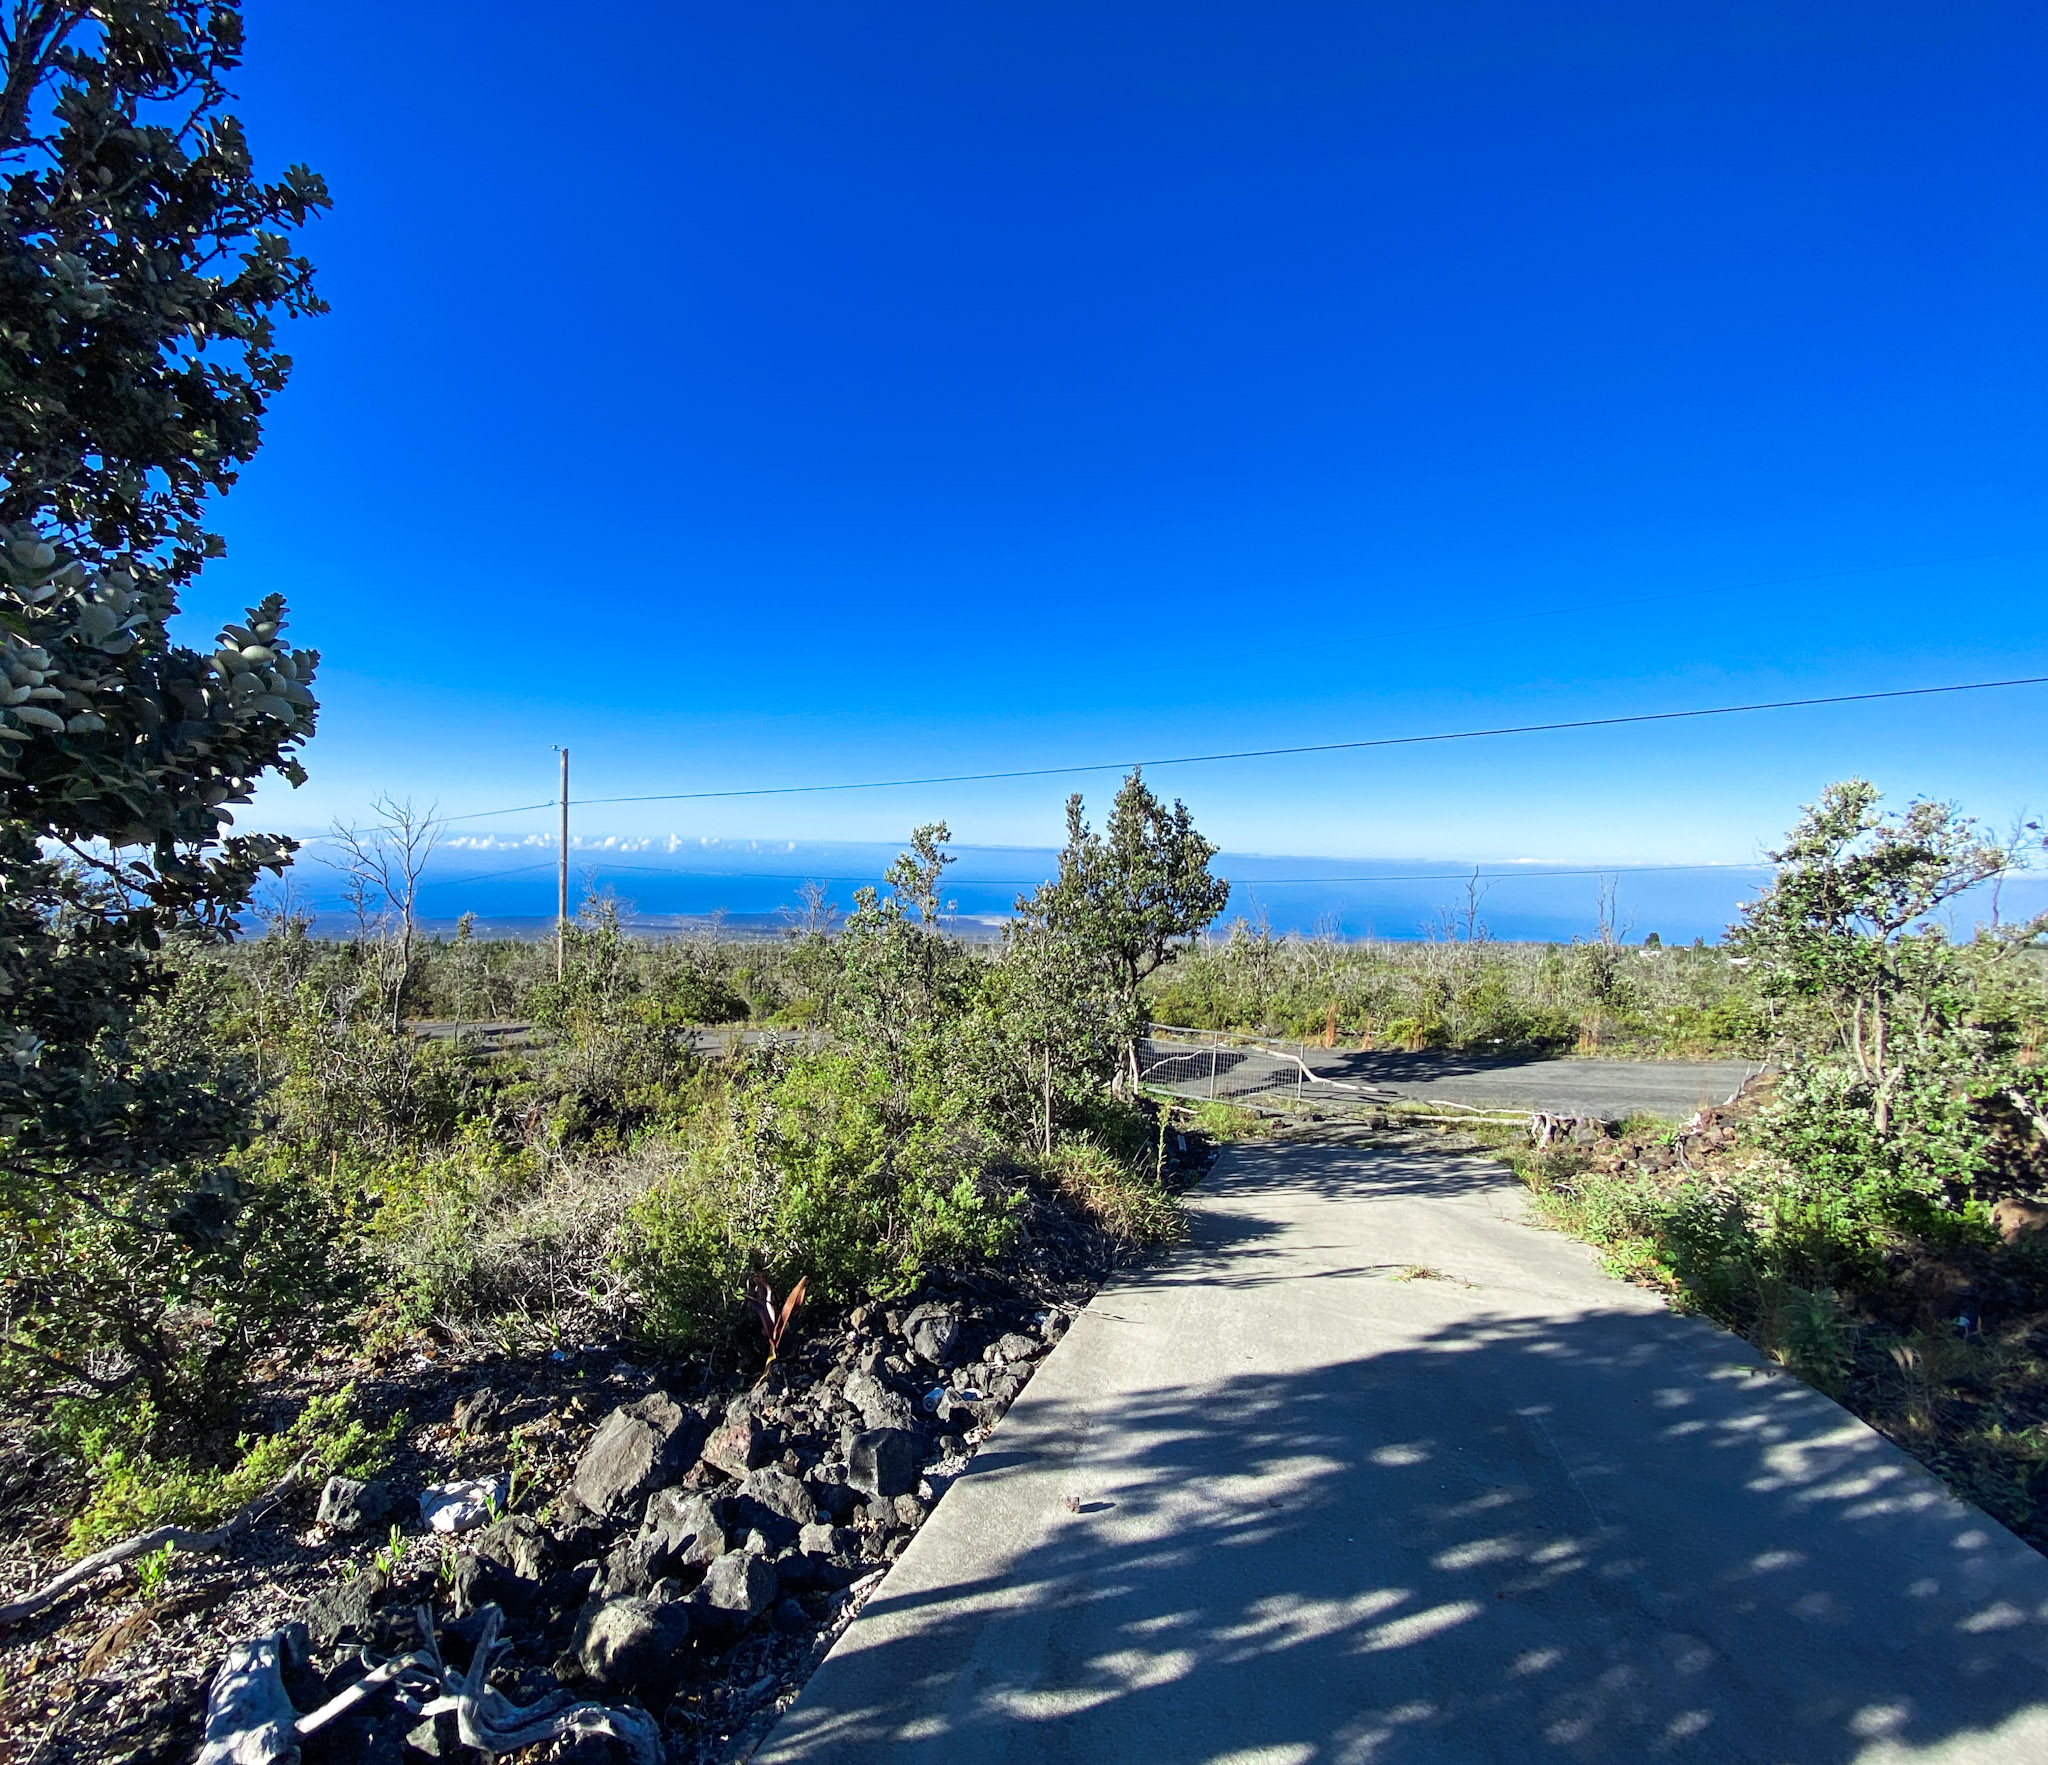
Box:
[0,1452,313,1627]
[199,1602,660,1765]
[439,1604,662,1764]
[291,1650,431,1736]
[196,1632,301,1765]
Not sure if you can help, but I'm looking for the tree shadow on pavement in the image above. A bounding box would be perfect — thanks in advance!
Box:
[764,1309,2048,1763]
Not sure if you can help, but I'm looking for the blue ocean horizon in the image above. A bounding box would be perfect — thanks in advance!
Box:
[263,836,2048,946]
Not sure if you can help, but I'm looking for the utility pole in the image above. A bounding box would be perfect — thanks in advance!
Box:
[556,747,569,982]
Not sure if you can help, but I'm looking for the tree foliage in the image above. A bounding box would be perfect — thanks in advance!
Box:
[1715,780,2047,1246]
[1017,770,1231,1085]
[2,0,328,574]
[1732,779,2008,1136]
[834,823,975,1069]
[0,1,328,1435]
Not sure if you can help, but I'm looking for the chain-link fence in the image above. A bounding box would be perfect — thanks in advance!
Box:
[1137,1025,1399,1115]
[1136,1024,1564,1128]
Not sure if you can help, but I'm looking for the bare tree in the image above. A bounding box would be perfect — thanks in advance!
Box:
[781,878,841,940]
[1592,873,1634,947]
[326,795,444,1035]
[1459,867,1493,943]
[1988,809,2040,930]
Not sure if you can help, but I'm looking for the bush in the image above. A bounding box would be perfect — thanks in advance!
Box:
[1,1139,362,1443]
[378,1150,658,1343]
[62,1385,401,1558]
[1533,1168,1672,1285]
[619,1048,1016,1347]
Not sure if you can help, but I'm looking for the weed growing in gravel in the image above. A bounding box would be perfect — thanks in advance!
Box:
[1181,1098,1273,1142]
[131,1542,174,1603]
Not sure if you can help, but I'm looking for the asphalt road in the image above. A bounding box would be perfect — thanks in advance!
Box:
[1143,1039,1761,1119]
[759,1140,2048,1764]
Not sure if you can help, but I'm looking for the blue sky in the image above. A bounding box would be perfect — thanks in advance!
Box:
[196,1,2046,888]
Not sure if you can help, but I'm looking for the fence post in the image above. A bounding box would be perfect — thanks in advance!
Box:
[1296,1043,1304,1105]
[1208,1036,1218,1100]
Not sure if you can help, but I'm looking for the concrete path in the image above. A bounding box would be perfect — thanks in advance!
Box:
[759,1142,2048,1764]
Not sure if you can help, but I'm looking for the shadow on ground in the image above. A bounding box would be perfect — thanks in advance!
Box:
[764,1143,2048,1764]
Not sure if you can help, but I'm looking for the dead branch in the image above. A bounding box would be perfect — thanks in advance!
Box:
[0,1453,312,1628]
[198,1603,661,1765]
[425,1602,662,1762]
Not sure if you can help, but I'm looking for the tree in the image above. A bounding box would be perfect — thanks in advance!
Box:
[1731,780,2006,1136]
[2,1,327,577]
[327,795,443,1035]
[1017,770,1230,1090]
[983,917,1119,1153]
[780,878,840,940]
[835,825,973,1067]
[0,2,329,1436]
[1718,779,2046,1251]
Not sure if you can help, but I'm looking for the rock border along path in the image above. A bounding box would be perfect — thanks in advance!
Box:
[757,1140,2048,1764]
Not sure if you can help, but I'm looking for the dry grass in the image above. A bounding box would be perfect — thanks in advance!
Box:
[1038,1140,1184,1245]
[377,1144,674,1349]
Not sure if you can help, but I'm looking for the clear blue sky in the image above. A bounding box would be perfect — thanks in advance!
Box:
[199,0,2047,868]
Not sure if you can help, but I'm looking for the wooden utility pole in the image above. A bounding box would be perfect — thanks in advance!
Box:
[556,747,569,982]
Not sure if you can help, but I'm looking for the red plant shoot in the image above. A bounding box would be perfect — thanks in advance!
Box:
[746,1272,807,1385]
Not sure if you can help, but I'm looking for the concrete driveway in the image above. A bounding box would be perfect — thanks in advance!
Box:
[758,1142,2048,1764]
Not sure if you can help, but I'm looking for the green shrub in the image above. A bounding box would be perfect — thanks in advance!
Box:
[2,1142,362,1443]
[62,1385,401,1558]
[619,1049,1016,1347]
[1755,1278,1853,1392]
[1533,1169,1673,1285]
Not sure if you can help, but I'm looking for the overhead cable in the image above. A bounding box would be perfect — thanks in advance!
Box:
[439,673,2048,821]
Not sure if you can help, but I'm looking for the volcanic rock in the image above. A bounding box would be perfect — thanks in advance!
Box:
[846,1427,919,1499]
[902,1302,961,1366]
[316,1474,396,1534]
[842,1369,916,1432]
[570,1392,705,1517]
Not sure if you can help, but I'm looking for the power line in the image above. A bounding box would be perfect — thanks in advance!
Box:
[445,799,555,825]
[414,860,558,890]
[438,673,2048,820]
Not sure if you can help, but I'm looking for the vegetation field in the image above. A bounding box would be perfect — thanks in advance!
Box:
[1147,921,1763,1055]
